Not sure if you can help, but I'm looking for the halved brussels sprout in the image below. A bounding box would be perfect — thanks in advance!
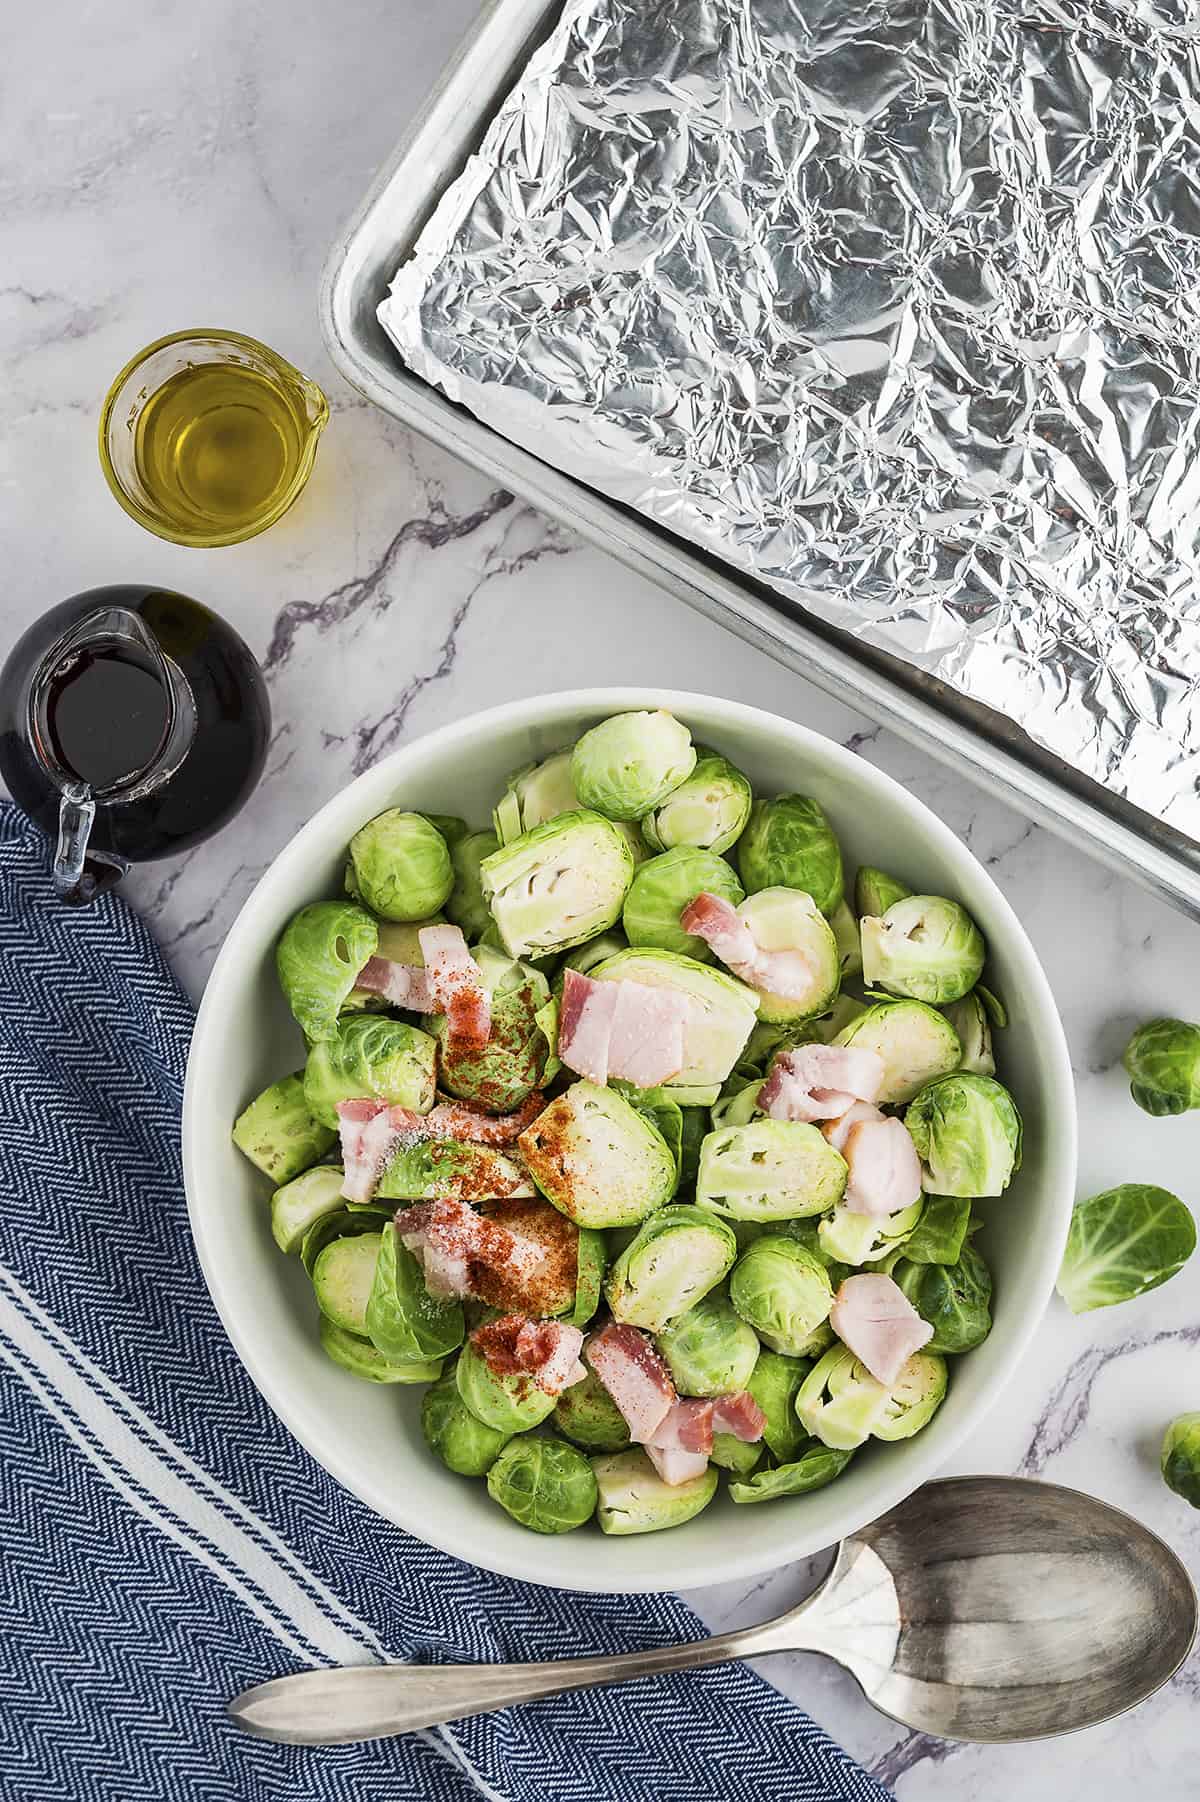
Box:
[1123,1018,1200,1116]
[487,1437,599,1533]
[623,846,744,960]
[454,1336,558,1433]
[446,830,500,941]
[737,795,844,916]
[312,1231,381,1335]
[276,901,379,1043]
[375,1140,533,1204]
[796,1345,891,1449]
[299,1205,390,1277]
[348,810,454,922]
[835,1000,961,1104]
[432,944,552,1113]
[554,1367,631,1451]
[829,900,862,981]
[893,1243,993,1353]
[729,1443,854,1504]
[940,992,995,1077]
[233,1074,336,1183]
[818,1198,924,1267]
[570,710,696,821]
[1055,1183,1196,1314]
[571,1227,608,1328]
[1162,1414,1200,1509]
[320,1317,442,1385]
[493,750,578,843]
[606,1206,738,1332]
[519,1080,677,1228]
[736,887,841,1023]
[271,1166,347,1254]
[899,1193,972,1265]
[861,895,986,1005]
[481,810,635,959]
[421,1367,512,1474]
[905,1073,1021,1196]
[872,1351,948,1440]
[696,1119,847,1222]
[745,1347,810,1462]
[641,750,753,855]
[592,1448,718,1535]
[854,866,911,918]
[302,1015,437,1129]
[729,1236,834,1354]
[592,947,759,1104]
[366,1221,464,1364]
[612,1084,684,1190]
[709,1433,765,1475]
[657,1293,760,1395]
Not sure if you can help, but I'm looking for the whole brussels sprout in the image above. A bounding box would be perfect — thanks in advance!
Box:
[697,1119,847,1222]
[796,1345,891,1449]
[554,1367,631,1451]
[736,888,841,1022]
[835,1000,961,1105]
[1161,1414,1200,1509]
[302,1015,437,1129]
[641,749,754,855]
[366,1222,464,1364]
[942,992,996,1078]
[320,1318,442,1385]
[745,1346,810,1462]
[1056,1183,1196,1313]
[570,710,696,821]
[592,1448,718,1535]
[905,1072,1022,1197]
[606,1205,737,1331]
[276,901,379,1043]
[422,1367,512,1475]
[657,1293,760,1395]
[729,1443,854,1504]
[348,810,454,921]
[312,1231,382,1335]
[433,944,552,1113]
[854,866,911,918]
[271,1166,347,1254]
[493,750,578,843]
[481,809,634,959]
[1123,1018,1200,1116]
[893,1242,993,1353]
[729,1236,834,1355]
[520,1080,678,1228]
[861,895,985,1005]
[591,947,759,1105]
[737,796,844,916]
[487,1437,599,1533]
[872,1351,948,1440]
[623,846,744,960]
[455,1336,558,1433]
[232,1074,336,1184]
[446,829,500,941]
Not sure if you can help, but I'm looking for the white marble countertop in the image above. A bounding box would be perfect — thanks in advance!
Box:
[4,1,1198,1794]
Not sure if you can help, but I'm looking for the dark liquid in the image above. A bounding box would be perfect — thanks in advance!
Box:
[44,644,170,792]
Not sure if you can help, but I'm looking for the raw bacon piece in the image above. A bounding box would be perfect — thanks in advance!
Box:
[336,1094,544,1203]
[398,1198,548,1302]
[821,1100,886,1154]
[471,1313,586,1397]
[842,1117,923,1218]
[760,1045,885,1124]
[558,970,688,1089]
[711,1392,767,1442]
[646,1444,711,1486]
[354,956,434,1013]
[336,1099,415,1203]
[585,1321,677,1443]
[559,968,619,1084]
[649,1397,714,1456]
[419,924,491,1048]
[829,1273,933,1387]
[681,891,813,1001]
[418,1093,544,1146]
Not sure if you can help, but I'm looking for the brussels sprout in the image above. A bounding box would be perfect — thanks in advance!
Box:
[678,1106,708,1192]
[613,820,652,868]
[454,1336,558,1433]
[555,1366,632,1451]
[745,1347,810,1462]
[299,1204,390,1276]
[320,1318,442,1385]
[271,1166,347,1254]
[854,866,911,919]
[312,1231,382,1335]
[1161,1414,1200,1509]
[591,948,760,1105]
[894,1244,992,1353]
[558,930,628,986]
[623,846,744,960]
[612,1085,684,1188]
[735,888,841,1023]
[818,1198,924,1267]
[796,1345,891,1449]
[737,796,844,916]
[570,710,696,821]
[905,1073,1022,1197]
[697,1120,847,1222]
[433,944,552,1113]
[494,750,579,843]
[829,900,862,981]
[606,1205,738,1331]
[835,1001,962,1105]
[900,1193,972,1265]
[232,1074,336,1183]
[445,830,500,941]
[487,1437,599,1533]
[481,810,635,959]
[861,895,986,1005]
[810,995,867,1044]
[375,1140,533,1203]
[344,919,443,1013]
[421,1367,512,1475]
[303,1015,437,1129]
[657,1293,760,1395]
[1055,1184,1196,1313]
[729,1443,854,1504]
[366,1222,464,1363]
[571,1227,609,1329]
[592,1448,718,1535]
[276,901,379,1043]
[737,1018,811,1078]
[773,1215,850,1286]
[872,1351,948,1439]
[520,1080,677,1228]
[942,992,995,1078]
[641,750,753,855]
[1123,1018,1200,1117]
[729,1236,834,1355]
[709,1433,765,1475]
[348,810,454,922]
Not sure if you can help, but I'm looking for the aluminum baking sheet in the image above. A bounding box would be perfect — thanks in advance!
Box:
[379,0,1200,844]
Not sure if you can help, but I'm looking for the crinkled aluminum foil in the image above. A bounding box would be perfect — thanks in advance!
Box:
[381,0,1200,839]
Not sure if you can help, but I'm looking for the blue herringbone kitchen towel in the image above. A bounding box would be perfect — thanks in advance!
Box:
[0,801,893,1802]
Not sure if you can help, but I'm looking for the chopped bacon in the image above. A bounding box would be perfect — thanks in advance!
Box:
[842,1117,923,1218]
[559,968,619,1084]
[760,1045,885,1124]
[558,970,688,1089]
[336,1094,544,1203]
[398,1198,548,1302]
[419,924,491,1048]
[821,1099,886,1153]
[829,1273,933,1387]
[585,1320,677,1443]
[649,1397,714,1455]
[471,1313,586,1397]
[354,956,434,1013]
[681,891,813,1001]
[646,1443,711,1486]
[337,1098,412,1203]
[711,1392,767,1442]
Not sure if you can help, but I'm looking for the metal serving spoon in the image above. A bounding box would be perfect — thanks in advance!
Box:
[229,1476,1196,1746]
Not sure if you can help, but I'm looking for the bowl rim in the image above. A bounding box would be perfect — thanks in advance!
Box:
[183,686,1078,1591]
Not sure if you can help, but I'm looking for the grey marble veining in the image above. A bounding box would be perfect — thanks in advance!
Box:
[2,1,1197,1794]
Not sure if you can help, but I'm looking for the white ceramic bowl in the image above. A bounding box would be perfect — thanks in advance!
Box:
[184,688,1077,1592]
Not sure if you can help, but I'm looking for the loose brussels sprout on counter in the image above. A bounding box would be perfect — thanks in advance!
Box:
[835,1000,961,1104]
[697,1119,847,1222]
[494,750,579,843]
[276,901,379,1042]
[233,1074,336,1183]
[729,1236,834,1354]
[1161,1415,1200,1510]
[520,1080,677,1228]
[303,1015,437,1129]
[348,810,454,921]
[641,749,753,855]
[861,895,985,1004]
[432,944,552,1113]
[571,710,696,820]
[271,1166,347,1254]
[606,1206,737,1331]
[737,888,841,1022]
[657,1292,760,1396]
[554,1367,631,1451]
[487,1437,599,1533]
[854,865,911,918]
[591,947,759,1105]
[1123,1018,1200,1117]
[445,829,500,940]
[737,795,844,916]
[312,1231,382,1335]
[893,1243,993,1353]
[592,1448,718,1535]
[367,1223,464,1364]
[623,846,744,960]
[422,1368,512,1475]
[942,992,996,1078]
[1055,1184,1196,1313]
[905,1072,1021,1197]
[729,1443,854,1504]
[481,810,635,958]
[321,1318,443,1385]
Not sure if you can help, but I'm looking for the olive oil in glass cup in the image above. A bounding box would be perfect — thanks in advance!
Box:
[99,329,328,547]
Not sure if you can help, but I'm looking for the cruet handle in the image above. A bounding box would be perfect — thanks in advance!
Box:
[53,783,128,907]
